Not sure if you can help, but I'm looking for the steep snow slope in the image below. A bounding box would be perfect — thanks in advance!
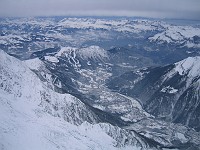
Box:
[0,50,98,125]
[24,57,63,91]
[0,50,156,150]
[0,90,151,150]
[0,90,114,150]
[174,56,200,77]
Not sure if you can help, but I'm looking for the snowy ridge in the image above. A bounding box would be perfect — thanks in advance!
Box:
[58,18,159,33]
[1,17,160,34]
[0,50,98,125]
[161,56,200,86]
[58,18,111,30]
[174,56,200,77]
[24,57,45,70]
[0,90,118,150]
[24,58,62,90]
[149,25,200,48]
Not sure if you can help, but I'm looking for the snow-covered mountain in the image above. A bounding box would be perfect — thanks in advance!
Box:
[0,17,200,61]
[1,17,200,150]
[108,56,200,132]
[149,25,200,48]
[21,42,200,149]
[0,50,101,125]
[0,50,161,150]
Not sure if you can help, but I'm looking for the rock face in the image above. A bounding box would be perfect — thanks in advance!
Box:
[107,56,200,131]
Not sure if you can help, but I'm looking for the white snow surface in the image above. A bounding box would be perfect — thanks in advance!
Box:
[0,90,116,150]
[24,57,45,70]
[161,56,200,96]
[174,56,200,77]
[0,50,149,150]
[161,86,178,94]
[24,58,62,90]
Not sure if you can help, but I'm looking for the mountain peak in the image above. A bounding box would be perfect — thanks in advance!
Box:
[78,46,108,61]
[175,56,200,77]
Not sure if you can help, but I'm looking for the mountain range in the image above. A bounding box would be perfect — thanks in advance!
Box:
[0,17,200,150]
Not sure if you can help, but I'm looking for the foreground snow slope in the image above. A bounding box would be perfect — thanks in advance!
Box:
[0,50,154,150]
[0,90,114,150]
[0,50,99,126]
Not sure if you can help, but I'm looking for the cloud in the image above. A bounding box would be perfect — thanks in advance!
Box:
[0,0,200,20]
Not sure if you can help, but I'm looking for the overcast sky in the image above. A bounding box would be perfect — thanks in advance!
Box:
[0,0,200,20]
